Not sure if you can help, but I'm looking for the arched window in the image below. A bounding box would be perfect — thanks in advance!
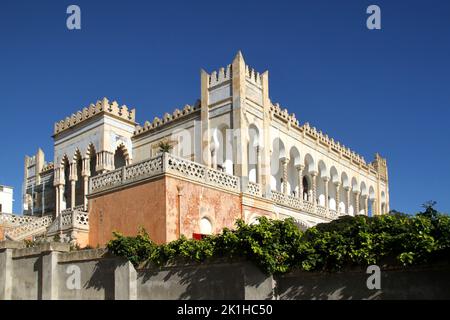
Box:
[88,144,98,177]
[199,217,213,235]
[302,176,310,201]
[114,146,127,169]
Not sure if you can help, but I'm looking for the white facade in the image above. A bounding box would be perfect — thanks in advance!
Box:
[21,52,390,229]
[0,185,13,214]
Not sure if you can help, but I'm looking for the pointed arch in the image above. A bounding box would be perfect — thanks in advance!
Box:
[86,143,98,177]
[329,166,339,211]
[248,124,260,183]
[212,124,233,175]
[287,146,301,196]
[368,186,376,217]
[270,138,286,192]
[317,160,328,206]
[113,144,129,169]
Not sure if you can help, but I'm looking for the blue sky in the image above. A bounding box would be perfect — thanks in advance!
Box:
[0,0,449,214]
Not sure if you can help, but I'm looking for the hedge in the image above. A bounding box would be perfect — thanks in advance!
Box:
[107,204,450,274]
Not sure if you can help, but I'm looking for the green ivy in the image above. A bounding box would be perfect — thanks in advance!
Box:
[107,206,450,274]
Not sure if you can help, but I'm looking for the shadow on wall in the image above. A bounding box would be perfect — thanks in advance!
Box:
[276,265,450,300]
[137,259,273,300]
[277,271,380,300]
[83,257,117,300]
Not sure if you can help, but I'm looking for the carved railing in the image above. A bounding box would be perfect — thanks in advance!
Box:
[271,191,303,211]
[302,200,314,214]
[90,167,124,193]
[166,154,239,192]
[316,205,327,217]
[88,153,342,221]
[5,215,54,241]
[47,209,89,235]
[90,153,240,195]
[245,181,262,197]
[270,191,333,219]
[328,209,338,219]
[90,154,164,194]
[0,213,39,227]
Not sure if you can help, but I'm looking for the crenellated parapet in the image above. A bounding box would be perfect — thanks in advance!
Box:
[270,103,300,126]
[245,65,262,87]
[301,122,372,167]
[206,62,264,88]
[269,102,386,175]
[209,64,232,87]
[134,103,200,137]
[53,97,136,135]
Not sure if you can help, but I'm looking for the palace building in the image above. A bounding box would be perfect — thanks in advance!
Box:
[0,52,389,247]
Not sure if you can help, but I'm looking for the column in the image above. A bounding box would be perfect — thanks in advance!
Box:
[295,164,304,200]
[354,190,361,215]
[345,186,351,214]
[69,162,77,209]
[323,177,330,209]
[363,195,369,216]
[256,146,262,184]
[55,186,59,216]
[334,182,341,213]
[58,185,64,214]
[82,158,90,211]
[281,157,289,194]
[372,199,378,215]
[311,171,317,206]
[114,260,137,300]
[211,149,217,170]
[54,167,64,216]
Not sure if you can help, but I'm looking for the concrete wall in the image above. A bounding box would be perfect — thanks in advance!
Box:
[1,241,449,300]
[137,259,273,300]
[276,265,450,300]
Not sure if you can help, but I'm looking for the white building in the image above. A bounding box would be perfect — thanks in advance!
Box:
[0,185,13,214]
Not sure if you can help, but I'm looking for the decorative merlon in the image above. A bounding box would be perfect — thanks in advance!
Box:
[134,103,200,137]
[53,97,136,135]
[269,102,388,174]
[245,65,263,86]
[209,64,232,87]
[41,162,54,173]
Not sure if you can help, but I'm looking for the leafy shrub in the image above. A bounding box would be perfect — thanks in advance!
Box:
[106,206,450,274]
[107,227,156,266]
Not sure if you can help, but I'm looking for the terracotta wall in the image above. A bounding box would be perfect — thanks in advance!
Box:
[88,178,167,247]
[88,175,245,247]
[165,176,242,242]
